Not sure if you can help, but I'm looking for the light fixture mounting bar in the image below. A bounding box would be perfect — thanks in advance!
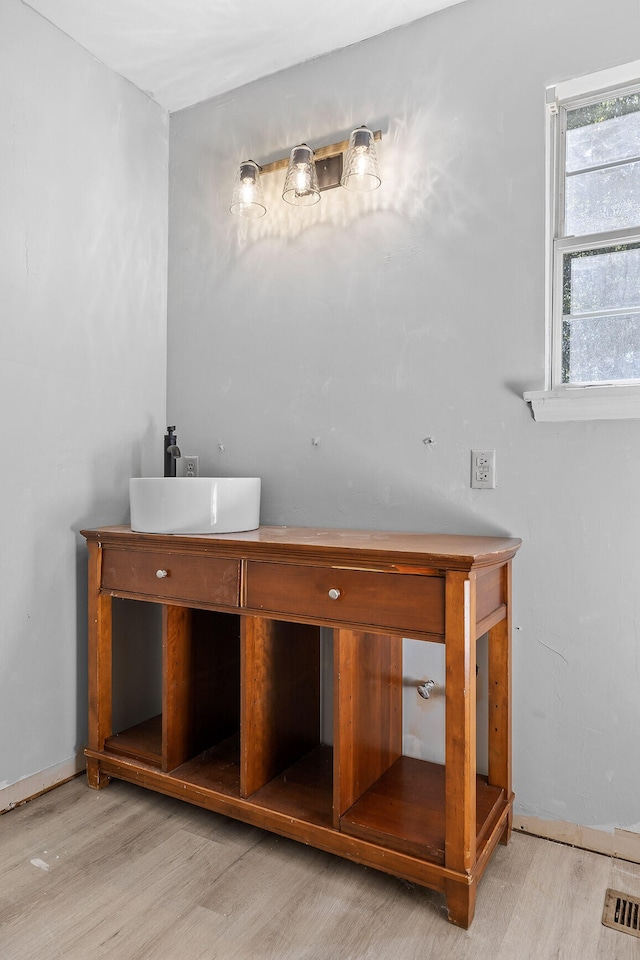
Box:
[259,130,382,175]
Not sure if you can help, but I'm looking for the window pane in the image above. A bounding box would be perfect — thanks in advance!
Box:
[566,95,640,172]
[563,244,640,315]
[565,160,640,235]
[562,312,640,383]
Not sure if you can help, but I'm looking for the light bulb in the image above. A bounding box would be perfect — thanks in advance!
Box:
[230,160,266,219]
[282,145,320,206]
[295,165,311,196]
[341,127,381,193]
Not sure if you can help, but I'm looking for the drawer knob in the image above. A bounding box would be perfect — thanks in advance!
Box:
[156,569,168,579]
[328,588,341,600]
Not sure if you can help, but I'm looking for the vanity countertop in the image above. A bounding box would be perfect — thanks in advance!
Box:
[81,524,521,571]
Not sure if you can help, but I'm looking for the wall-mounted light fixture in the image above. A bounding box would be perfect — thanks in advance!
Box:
[230,126,382,219]
[229,160,267,219]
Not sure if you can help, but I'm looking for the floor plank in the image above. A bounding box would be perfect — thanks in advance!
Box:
[0,777,637,960]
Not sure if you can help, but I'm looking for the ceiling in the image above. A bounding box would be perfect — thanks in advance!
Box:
[23,0,470,113]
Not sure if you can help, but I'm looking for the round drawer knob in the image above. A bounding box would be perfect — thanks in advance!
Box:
[156,569,168,579]
[328,588,341,600]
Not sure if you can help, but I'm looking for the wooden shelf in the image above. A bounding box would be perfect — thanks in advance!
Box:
[246,745,334,829]
[105,721,243,794]
[340,757,505,864]
[169,734,241,796]
[106,715,162,768]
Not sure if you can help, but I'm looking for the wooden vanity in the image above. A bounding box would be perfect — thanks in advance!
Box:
[81,524,520,927]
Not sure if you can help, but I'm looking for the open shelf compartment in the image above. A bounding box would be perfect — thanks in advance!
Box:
[240,616,331,823]
[334,626,506,865]
[339,756,505,863]
[105,607,241,783]
[106,714,163,767]
[247,744,334,828]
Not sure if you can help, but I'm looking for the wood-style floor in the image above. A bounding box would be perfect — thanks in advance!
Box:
[1,776,638,959]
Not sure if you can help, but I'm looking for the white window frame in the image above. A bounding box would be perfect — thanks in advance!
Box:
[525,60,640,422]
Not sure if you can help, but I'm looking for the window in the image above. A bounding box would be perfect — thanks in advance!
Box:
[525,62,640,421]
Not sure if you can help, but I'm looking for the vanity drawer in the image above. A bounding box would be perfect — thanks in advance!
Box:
[101,548,240,606]
[245,561,445,636]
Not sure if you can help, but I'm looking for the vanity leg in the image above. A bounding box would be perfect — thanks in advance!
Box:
[444,570,477,909]
[86,759,110,790]
[500,808,514,845]
[446,878,477,929]
[86,542,112,790]
[488,561,513,845]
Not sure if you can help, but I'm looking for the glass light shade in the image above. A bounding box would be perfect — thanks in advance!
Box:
[230,160,266,219]
[341,126,381,192]
[282,145,320,206]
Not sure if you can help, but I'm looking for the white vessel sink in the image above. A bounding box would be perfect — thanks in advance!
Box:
[129,477,261,535]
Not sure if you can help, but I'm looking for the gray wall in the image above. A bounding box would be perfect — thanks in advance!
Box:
[0,1,168,792]
[168,0,640,830]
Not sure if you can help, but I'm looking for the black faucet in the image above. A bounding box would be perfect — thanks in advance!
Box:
[164,426,182,477]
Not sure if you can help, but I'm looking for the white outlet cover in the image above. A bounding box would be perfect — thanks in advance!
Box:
[177,455,199,478]
[471,449,496,489]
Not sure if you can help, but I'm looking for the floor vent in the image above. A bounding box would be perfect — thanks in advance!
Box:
[602,888,640,938]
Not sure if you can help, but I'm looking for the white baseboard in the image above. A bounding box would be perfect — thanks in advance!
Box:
[514,814,640,864]
[0,754,85,814]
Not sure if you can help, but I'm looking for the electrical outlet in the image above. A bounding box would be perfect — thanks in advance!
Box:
[471,450,496,489]
[178,455,199,478]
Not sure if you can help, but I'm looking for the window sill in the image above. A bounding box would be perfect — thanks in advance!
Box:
[523,385,640,422]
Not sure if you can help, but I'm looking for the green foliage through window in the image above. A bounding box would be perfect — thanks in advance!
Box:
[567,94,640,130]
